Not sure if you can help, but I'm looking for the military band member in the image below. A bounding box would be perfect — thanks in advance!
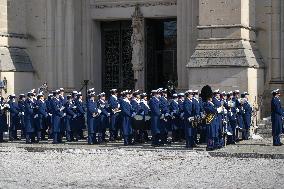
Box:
[8,94,20,141]
[202,86,221,150]
[87,92,100,145]
[75,92,85,140]
[59,88,67,139]
[109,89,120,141]
[192,90,202,144]
[131,90,143,143]
[139,93,150,142]
[227,96,237,144]
[50,90,65,144]
[65,95,77,142]
[159,89,171,145]
[45,94,53,139]
[34,93,48,142]
[120,90,134,145]
[24,92,36,144]
[177,93,185,141]
[0,96,8,143]
[170,93,180,142]
[18,94,26,139]
[241,92,252,140]
[97,92,109,143]
[183,90,195,148]
[271,89,283,146]
[212,89,223,148]
[149,90,161,146]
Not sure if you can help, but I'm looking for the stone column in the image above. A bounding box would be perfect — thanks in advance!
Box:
[46,0,56,88]
[188,0,264,104]
[65,0,75,88]
[131,5,145,91]
[270,0,282,82]
[55,0,65,88]
[177,0,198,90]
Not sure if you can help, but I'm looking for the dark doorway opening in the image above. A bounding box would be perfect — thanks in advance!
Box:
[145,18,177,92]
[101,21,134,93]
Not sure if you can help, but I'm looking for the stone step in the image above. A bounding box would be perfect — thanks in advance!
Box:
[257,124,272,130]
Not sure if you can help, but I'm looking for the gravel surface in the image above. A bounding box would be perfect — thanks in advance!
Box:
[0,146,284,189]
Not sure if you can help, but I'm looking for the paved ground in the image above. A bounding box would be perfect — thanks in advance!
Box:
[0,138,284,189]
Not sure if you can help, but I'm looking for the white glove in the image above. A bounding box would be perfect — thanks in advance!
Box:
[165,113,170,117]
[48,113,52,116]
[60,107,65,111]
[34,114,38,118]
[18,112,22,116]
[72,106,77,109]
[22,112,25,116]
[63,113,66,117]
[131,113,136,117]
[217,107,223,113]
[223,109,227,114]
[98,109,102,114]
[107,113,110,117]
[118,104,120,108]
[236,108,239,113]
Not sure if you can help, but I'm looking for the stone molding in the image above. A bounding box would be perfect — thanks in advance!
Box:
[91,0,176,9]
[197,24,255,31]
[0,32,28,39]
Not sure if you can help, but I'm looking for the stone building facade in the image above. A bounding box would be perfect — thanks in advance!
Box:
[0,0,283,117]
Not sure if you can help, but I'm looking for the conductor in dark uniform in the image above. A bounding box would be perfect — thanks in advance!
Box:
[271,89,283,146]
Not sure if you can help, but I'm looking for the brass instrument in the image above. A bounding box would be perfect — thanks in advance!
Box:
[205,113,215,124]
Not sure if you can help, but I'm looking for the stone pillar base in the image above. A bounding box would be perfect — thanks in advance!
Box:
[187,39,264,106]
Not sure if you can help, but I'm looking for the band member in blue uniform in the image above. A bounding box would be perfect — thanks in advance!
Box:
[24,92,36,143]
[59,88,67,139]
[170,93,180,142]
[34,93,48,142]
[227,95,237,144]
[8,94,20,141]
[18,94,26,139]
[109,89,120,141]
[271,89,283,146]
[177,93,185,141]
[131,90,143,143]
[183,90,195,148]
[159,89,171,145]
[241,92,252,140]
[87,92,100,144]
[149,90,161,146]
[139,93,150,142]
[50,90,65,144]
[120,90,134,145]
[45,94,53,139]
[201,85,220,150]
[192,90,202,144]
[212,89,223,148]
[75,92,85,140]
[0,96,8,143]
[97,92,110,143]
[65,95,77,142]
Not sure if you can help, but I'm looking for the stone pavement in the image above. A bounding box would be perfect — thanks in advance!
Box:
[1,137,284,159]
